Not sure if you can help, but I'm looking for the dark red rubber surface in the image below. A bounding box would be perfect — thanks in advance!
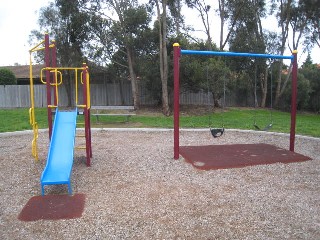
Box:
[18,193,85,221]
[180,144,311,170]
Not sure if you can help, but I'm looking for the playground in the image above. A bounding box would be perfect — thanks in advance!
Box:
[0,129,319,239]
[1,34,319,238]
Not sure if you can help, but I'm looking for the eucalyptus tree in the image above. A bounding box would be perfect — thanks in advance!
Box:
[146,0,171,115]
[300,0,320,48]
[87,0,151,110]
[185,0,213,50]
[217,0,247,51]
[30,0,91,106]
[167,0,184,37]
[270,0,311,106]
[228,0,268,107]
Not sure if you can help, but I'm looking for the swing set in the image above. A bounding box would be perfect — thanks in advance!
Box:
[173,43,298,160]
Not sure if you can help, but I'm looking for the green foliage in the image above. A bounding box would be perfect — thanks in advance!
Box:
[281,73,312,111]
[0,68,17,85]
[300,0,320,47]
[300,57,320,112]
[27,0,320,113]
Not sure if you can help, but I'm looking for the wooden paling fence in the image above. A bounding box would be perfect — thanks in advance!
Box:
[0,84,250,108]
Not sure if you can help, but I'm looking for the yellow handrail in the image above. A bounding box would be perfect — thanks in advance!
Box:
[79,68,91,109]
[29,48,39,161]
[29,40,45,53]
[40,68,63,85]
[51,69,62,86]
[75,69,78,105]
[31,122,39,160]
[39,66,91,109]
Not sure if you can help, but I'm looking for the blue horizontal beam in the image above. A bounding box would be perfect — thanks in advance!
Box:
[181,49,293,60]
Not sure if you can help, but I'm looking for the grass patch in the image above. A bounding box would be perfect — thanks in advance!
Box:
[0,107,319,138]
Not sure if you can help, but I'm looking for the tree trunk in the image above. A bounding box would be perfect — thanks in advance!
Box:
[274,0,291,107]
[156,0,170,116]
[64,72,73,107]
[260,67,268,108]
[274,61,283,106]
[218,0,225,50]
[126,47,140,109]
[118,78,125,105]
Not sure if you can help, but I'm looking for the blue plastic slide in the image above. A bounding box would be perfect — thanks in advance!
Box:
[41,108,77,195]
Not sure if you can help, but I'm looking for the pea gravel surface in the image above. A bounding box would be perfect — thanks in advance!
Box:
[0,128,319,239]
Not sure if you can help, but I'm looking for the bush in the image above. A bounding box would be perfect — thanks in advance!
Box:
[281,73,311,111]
[0,68,17,85]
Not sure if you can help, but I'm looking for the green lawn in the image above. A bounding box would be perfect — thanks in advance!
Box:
[0,107,319,137]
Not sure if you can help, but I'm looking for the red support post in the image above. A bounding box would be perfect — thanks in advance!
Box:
[51,40,58,106]
[289,50,298,152]
[88,107,92,158]
[82,63,91,166]
[44,33,52,139]
[173,43,181,159]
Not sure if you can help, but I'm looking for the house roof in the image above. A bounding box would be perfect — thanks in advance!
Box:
[1,64,45,78]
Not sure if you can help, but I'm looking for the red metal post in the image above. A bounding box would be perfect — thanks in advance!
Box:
[289,50,298,152]
[173,43,181,159]
[88,107,92,158]
[82,63,91,166]
[45,33,52,139]
[51,40,58,106]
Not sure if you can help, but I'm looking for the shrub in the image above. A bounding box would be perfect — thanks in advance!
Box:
[0,68,17,85]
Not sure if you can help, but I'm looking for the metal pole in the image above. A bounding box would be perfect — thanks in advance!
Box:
[173,43,180,159]
[290,50,298,152]
[82,63,91,166]
[181,49,293,60]
[44,33,52,139]
[52,40,58,106]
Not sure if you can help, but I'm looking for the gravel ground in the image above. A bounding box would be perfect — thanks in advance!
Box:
[0,128,319,239]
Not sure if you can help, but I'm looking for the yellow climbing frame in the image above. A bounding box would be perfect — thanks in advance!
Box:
[28,39,55,161]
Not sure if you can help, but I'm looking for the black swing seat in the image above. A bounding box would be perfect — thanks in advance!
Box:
[254,123,273,131]
[210,128,224,138]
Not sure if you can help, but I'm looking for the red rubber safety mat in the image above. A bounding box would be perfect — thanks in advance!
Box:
[179,144,312,170]
[18,193,85,221]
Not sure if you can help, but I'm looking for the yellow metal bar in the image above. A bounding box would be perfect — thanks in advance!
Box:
[45,67,84,71]
[75,146,86,150]
[29,51,39,161]
[31,122,39,161]
[29,108,33,125]
[75,69,78,105]
[30,47,46,52]
[53,68,59,106]
[40,68,47,84]
[29,40,45,52]
[80,71,84,84]
[77,104,86,108]
[48,105,57,108]
[29,54,35,110]
[50,70,62,86]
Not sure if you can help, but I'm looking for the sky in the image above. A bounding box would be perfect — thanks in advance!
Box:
[0,0,50,66]
[0,0,319,66]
